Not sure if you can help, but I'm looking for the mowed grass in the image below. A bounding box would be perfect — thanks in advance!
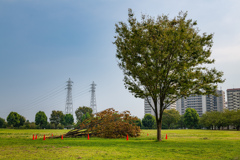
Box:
[0,129,239,160]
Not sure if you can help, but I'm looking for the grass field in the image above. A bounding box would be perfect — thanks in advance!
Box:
[0,129,239,160]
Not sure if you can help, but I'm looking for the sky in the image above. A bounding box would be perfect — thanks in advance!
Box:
[0,0,240,122]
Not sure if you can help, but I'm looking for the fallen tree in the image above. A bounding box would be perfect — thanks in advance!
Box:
[48,108,140,139]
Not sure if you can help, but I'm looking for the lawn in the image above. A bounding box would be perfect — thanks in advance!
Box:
[0,129,239,160]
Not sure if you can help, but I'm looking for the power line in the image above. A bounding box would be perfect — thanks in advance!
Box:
[0,81,91,118]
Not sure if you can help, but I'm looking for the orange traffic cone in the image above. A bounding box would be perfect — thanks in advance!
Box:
[147,133,149,136]
[126,134,129,141]
[35,134,37,140]
[43,135,46,140]
[33,134,35,140]
[165,134,167,139]
[61,135,63,140]
[87,134,90,140]
[52,134,53,137]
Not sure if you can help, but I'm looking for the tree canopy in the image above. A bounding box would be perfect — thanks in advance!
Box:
[183,108,199,129]
[162,109,180,129]
[35,111,47,128]
[200,110,240,130]
[142,114,156,129]
[75,106,93,122]
[49,110,64,128]
[0,117,6,128]
[113,9,224,141]
[7,112,25,128]
[64,114,74,125]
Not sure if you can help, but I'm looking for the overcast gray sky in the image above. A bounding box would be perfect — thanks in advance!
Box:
[0,0,239,122]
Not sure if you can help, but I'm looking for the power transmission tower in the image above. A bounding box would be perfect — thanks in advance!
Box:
[90,81,97,114]
[65,78,73,115]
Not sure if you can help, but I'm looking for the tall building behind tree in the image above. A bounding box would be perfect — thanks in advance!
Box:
[144,97,176,116]
[176,90,225,116]
[227,88,240,110]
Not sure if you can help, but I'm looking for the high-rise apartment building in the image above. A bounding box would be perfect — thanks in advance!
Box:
[227,88,240,110]
[176,90,225,116]
[144,97,156,116]
[176,95,206,116]
[144,97,176,116]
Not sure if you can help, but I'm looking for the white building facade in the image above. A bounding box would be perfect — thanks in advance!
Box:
[176,90,225,116]
[227,88,240,110]
[144,97,176,116]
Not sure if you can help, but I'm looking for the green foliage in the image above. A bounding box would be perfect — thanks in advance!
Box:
[35,111,47,128]
[200,110,240,130]
[50,123,56,129]
[7,112,21,128]
[64,114,74,125]
[142,114,156,129]
[177,115,186,129]
[49,110,64,128]
[113,9,224,141]
[223,109,235,128]
[81,114,86,123]
[162,109,180,129]
[231,110,240,130]
[75,106,93,122]
[134,118,142,127]
[0,117,7,128]
[85,112,90,119]
[19,116,26,126]
[57,124,64,129]
[184,108,199,129]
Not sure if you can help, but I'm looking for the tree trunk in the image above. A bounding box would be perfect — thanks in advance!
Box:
[157,120,162,141]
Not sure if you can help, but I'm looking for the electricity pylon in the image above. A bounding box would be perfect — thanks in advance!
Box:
[65,78,73,115]
[90,81,97,114]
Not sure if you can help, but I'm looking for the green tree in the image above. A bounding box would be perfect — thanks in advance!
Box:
[142,114,156,129]
[200,112,212,129]
[113,9,224,141]
[49,110,64,127]
[81,114,86,123]
[223,109,235,129]
[202,111,225,130]
[177,115,186,129]
[19,115,26,127]
[232,110,240,130]
[64,114,74,125]
[35,111,48,128]
[0,117,7,128]
[134,118,142,128]
[24,120,30,129]
[183,108,199,129]
[85,112,90,119]
[7,112,21,127]
[75,106,93,122]
[214,111,226,130]
[162,109,180,129]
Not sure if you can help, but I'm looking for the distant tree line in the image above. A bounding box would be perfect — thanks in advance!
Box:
[139,109,240,130]
[1,107,239,130]
[139,108,199,129]
[200,109,240,130]
[0,106,91,129]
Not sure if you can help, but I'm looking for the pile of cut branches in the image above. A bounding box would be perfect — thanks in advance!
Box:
[49,108,140,139]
